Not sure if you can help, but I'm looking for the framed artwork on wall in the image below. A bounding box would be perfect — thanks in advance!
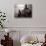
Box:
[14,4,32,18]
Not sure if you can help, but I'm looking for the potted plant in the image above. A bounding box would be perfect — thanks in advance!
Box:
[0,11,6,29]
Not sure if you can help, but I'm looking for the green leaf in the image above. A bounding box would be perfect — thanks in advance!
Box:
[3,16,6,17]
[0,21,1,23]
[1,25,3,28]
[1,19,6,21]
[4,13,5,15]
[0,12,2,13]
[0,15,2,17]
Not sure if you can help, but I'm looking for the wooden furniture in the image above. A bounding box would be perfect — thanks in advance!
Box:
[1,33,13,46]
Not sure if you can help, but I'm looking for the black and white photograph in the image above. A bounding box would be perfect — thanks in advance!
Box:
[14,4,32,18]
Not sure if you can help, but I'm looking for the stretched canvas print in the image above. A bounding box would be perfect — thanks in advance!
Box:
[14,4,32,18]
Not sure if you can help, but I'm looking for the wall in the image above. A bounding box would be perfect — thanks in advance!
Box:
[0,0,46,27]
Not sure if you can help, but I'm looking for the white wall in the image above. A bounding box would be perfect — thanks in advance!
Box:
[0,0,46,27]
